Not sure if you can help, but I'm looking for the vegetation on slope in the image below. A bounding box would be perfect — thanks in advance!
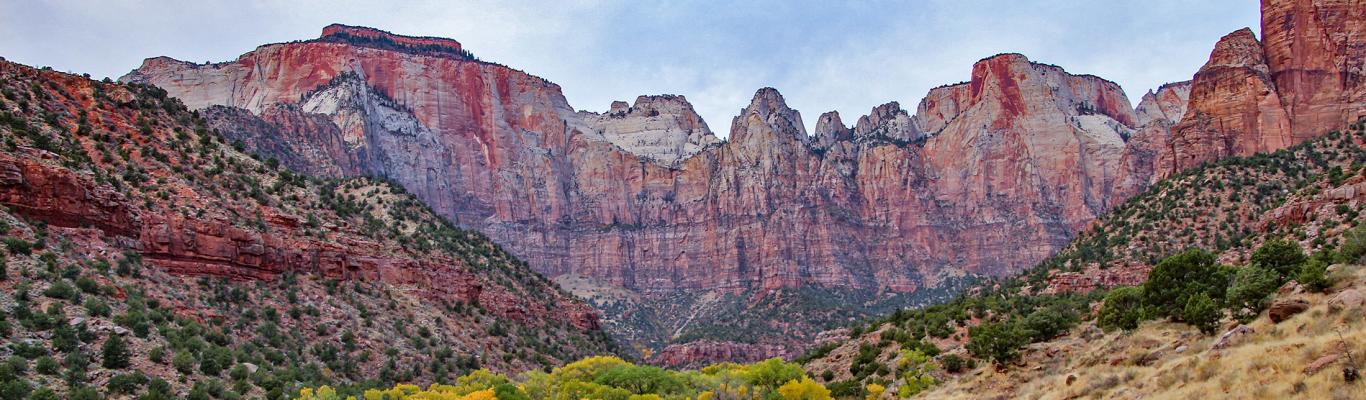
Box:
[798,121,1366,397]
[0,61,613,399]
[295,356,830,400]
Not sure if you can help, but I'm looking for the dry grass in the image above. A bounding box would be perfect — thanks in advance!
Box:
[915,265,1366,400]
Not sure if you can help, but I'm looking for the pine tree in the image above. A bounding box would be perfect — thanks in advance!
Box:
[101,335,130,369]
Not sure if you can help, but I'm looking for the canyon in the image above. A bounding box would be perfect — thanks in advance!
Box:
[117,0,1366,364]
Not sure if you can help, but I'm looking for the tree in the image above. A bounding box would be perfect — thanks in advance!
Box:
[1338,225,1366,263]
[897,349,937,397]
[966,320,1029,365]
[101,335,130,369]
[1296,255,1331,293]
[1182,292,1221,334]
[1098,287,1147,331]
[746,358,805,389]
[1226,266,1280,322]
[1021,303,1079,341]
[864,384,885,400]
[776,377,831,400]
[1143,249,1232,320]
[1249,239,1306,280]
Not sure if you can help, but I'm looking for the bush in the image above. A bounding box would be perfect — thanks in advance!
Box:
[966,320,1029,364]
[173,351,197,375]
[1021,304,1079,342]
[34,356,58,375]
[1226,266,1280,322]
[1249,239,1306,279]
[109,372,148,394]
[940,354,965,373]
[101,335,130,369]
[42,282,78,300]
[1181,293,1221,334]
[1295,256,1331,293]
[1098,286,1147,331]
[1143,249,1232,320]
[1337,225,1366,263]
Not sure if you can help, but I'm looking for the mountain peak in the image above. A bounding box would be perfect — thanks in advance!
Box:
[730,87,807,144]
[318,24,472,60]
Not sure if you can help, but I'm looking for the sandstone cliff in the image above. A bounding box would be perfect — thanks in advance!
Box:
[118,0,1363,359]
[1164,0,1365,174]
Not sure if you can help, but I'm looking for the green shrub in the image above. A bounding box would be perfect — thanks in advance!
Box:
[1338,225,1366,263]
[940,354,966,373]
[1021,304,1079,341]
[1098,286,1147,331]
[1249,239,1306,279]
[1143,249,1232,320]
[173,351,196,375]
[108,373,148,394]
[41,282,77,300]
[966,320,1029,364]
[27,387,58,400]
[1227,266,1279,322]
[101,335,130,369]
[33,356,57,375]
[1181,293,1221,334]
[1295,256,1331,293]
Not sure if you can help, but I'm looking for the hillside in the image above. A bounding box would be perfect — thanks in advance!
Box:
[0,61,614,399]
[798,122,1366,398]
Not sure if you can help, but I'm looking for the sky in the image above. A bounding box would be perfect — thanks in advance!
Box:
[0,0,1261,136]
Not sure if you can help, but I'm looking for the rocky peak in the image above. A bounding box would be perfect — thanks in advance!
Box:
[812,111,852,149]
[318,24,471,60]
[1204,28,1269,72]
[853,101,920,143]
[1134,81,1192,127]
[728,87,807,146]
[587,94,718,165]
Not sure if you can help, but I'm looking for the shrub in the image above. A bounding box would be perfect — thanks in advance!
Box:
[966,320,1029,364]
[1098,286,1147,331]
[1021,304,1079,341]
[940,354,965,373]
[108,373,148,395]
[1226,266,1280,322]
[1181,293,1221,334]
[101,335,130,369]
[41,282,78,300]
[173,351,196,375]
[34,356,58,375]
[1249,239,1306,279]
[1338,225,1366,263]
[1143,249,1232,320]
[1295,255,1331,293]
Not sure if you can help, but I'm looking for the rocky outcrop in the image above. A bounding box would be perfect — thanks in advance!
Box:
[1165,0,1366,174]
[650,341,792,369]
[1115,81,1192,199]
[1166,29,1293,172]
[584,95,719,165]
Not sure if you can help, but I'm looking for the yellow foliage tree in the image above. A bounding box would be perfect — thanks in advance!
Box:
[776,377,831,400]
[865,383,886,400]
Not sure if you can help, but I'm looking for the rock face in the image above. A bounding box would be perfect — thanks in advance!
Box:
[650,341,791,369]
[117,0,1361,359]
[585,95,720,165]
[125,28,1144,293]
[1164,0,1366,174]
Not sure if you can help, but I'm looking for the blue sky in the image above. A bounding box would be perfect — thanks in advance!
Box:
[0,0,1260,135]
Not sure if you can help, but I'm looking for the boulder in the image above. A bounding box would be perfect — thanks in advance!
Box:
[1211,325,1255,350]
[1303,354,1339,376]
[1328,289,1363,311]
[1268,299,1310,323]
